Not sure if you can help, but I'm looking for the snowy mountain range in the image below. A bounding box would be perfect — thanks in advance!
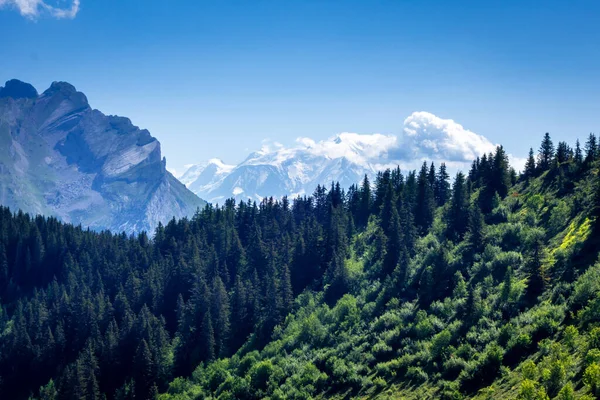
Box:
[177,112,517,204]
[178,133,398,203]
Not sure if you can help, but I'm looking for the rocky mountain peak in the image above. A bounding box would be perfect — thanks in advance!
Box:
[0,79,38,99]
[40,80,89,107]
[0,79,205,233]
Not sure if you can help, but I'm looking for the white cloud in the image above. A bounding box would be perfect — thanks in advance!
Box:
[235,112,522,179]
[509,155,528,173]
[399,111,497,162]
[0,0,79,19]
[252,112,501,173]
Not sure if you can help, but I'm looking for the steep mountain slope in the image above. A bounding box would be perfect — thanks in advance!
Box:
[0,79,205,233]
[158,138,600,400]
[181,133,380,203]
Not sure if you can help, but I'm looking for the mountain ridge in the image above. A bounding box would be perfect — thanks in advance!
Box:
[0,79,205,233]
[179,133,384,203]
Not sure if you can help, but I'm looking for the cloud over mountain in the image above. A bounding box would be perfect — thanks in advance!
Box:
[179,111,518,204]
[398,111,497,163]
[0,0,79,19]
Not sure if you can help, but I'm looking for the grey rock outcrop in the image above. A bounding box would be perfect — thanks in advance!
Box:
[0,79,205,233]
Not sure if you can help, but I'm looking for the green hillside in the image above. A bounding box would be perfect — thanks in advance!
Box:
[158,135,600,400]
[2,133,600,400]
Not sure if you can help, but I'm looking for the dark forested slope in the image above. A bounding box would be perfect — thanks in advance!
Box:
[2,133,600,400]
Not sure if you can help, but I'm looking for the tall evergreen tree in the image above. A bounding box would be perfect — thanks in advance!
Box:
[538,132,555,171]
[325,250,349,304]
[435,163,451,206]
[279,264,294,317]
[359,175,372,227]
[200,311,215,362]
[415,162,435,234]
[574,139,583,165]
[380,184,404,277]
[134,339,155,400]
[556,141,572,164]
[447,172,469,241]
[585,133,598,163]
[524,148,536,180]
[211,276,231,358]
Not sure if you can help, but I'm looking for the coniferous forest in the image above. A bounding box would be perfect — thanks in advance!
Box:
[2,133,600,400]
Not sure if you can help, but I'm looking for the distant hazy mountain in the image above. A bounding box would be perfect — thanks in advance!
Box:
[180,133,385,203]
[0,79,205,233]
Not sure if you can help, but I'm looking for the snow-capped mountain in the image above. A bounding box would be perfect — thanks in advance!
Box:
[179,158,235,194]
[180,133,393,203]
[178,111,510,205]
[0,79,206,233]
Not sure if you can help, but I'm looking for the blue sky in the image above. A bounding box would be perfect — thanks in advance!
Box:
[1,0,599,174]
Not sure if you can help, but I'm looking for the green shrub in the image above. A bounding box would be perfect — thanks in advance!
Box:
[373,376,387,390]
[556,382,575,400]
[442,356,467,380]
[542,359,565,397]
[585,349,600,366]
[583,363,600,396]
[406,366,428,383]
[372,341,393,360]
[589,327,600,349]
[237,351,260,376]
[517,379,549,400]
[521,360,538,381]
[430,329,452,361]
[249,360,274,392]
[563,325,579,349]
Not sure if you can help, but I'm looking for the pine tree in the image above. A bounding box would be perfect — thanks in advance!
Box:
[435,163,451,206]
[76,342,101,400]
[418,266,434,308]
[230,275,249,350]
[585,133,598,163]
[467,203,485,253]
[134,339,155,400]
[501,266,513,304]
[556,141,572,164]
[575,139,583,165]
[447,172,469,241]
[462,286,483,328]
[524,148,536,179]
[538,132,555,171]
[211,276,231,357]
[359,175,372,227]
[492,145,511,198]
[38,379,58,400]
[415,162,435,234]
[428,162,436,188]
[382,195,404,278]
[279,264,294,317]
[201,311,215,362]
[525,229,547,302]
[325,250,349,304]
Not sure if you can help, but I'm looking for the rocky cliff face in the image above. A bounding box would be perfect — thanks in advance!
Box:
[0,79,205,233]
